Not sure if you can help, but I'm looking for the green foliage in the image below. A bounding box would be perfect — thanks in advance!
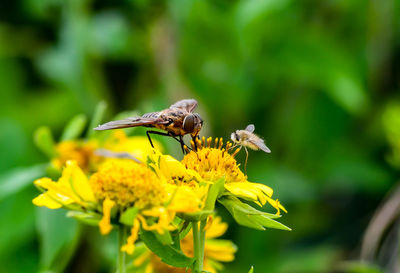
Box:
[60,114,88,141]
[35,208,81,273]
[0,164,46,201]
[219,196,290,231]
[139,229,194,268]
[34,127,57,159]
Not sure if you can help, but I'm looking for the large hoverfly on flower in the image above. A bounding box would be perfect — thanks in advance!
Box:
[94,99,203,153]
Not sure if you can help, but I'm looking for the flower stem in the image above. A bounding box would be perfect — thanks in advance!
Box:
[117,225,127,273]
[199,219,207,266]
[192,221,203,273]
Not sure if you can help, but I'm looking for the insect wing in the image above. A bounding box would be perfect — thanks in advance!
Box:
[249,137,271,153]
[170,99,198,113]
[94,117,166,130]
[245,124,255,133]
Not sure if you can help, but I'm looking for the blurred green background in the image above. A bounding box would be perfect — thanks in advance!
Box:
[1,0,400,272]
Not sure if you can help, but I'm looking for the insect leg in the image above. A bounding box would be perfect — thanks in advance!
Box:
[146,130,185,152]
[244,146,249,174]
[179,135,186,154]
[146,130,172,148]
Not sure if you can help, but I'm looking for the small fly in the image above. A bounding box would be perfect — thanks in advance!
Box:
[231,124,271,171]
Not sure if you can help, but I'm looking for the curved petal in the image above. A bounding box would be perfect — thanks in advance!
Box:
[32,193,62,209]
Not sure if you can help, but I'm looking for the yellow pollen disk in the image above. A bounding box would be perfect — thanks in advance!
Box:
[183,137,247,183]
[89,160,166,209]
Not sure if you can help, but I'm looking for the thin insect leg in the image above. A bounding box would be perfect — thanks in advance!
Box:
[179,135,186,155]
[244,146,249,174]
[146,130,173,148]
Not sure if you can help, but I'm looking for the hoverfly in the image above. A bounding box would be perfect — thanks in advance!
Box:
[231,124,271,171]
[94,99,203,153]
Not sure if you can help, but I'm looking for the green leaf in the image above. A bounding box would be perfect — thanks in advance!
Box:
[67,211,101,226]
[219,194,280,218]
[204,178,225,211]
[179,221,192,240]
[155,230,173,245]
[218,196,291,231]
[88,101,107,138]
[119,207,139,226]
[60,114,87,141]
[0,163,46,201]
[36,208,81,273]
[34,126,57,158]
[140,229,194,268]
[248,266,254,273]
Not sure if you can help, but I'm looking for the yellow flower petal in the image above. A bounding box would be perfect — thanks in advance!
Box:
[104,132,162,162]
[205,217,228,239]
[34,177,77,205]
[32,193,62,209]
[224,182,273,206]
[61,160,96,202]
[99,198,115,235]
[166,184,203,213]
[121,218,140,255]
[224,183,259,202]
[205,240,236,262]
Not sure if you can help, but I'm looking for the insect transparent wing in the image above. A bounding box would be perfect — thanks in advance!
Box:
[245,124,255,133]
[94,117,166,130]
[249,138,271,153]
[170,99,198,112]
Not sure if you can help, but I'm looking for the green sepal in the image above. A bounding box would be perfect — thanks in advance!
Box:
[66,211,102,226]
[204,178,225,211]
[34,126,57,158]
[119,207,139,226]
[248,266,254,273]
[140,229,194,268]
[88,101,107,138]
[218,196,291,231]
[61,114,87,141]
[177,210,214,222]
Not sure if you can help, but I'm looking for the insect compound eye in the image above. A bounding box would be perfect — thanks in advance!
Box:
[183,114,195,133]
[194,113,203,126]
[235,133,240,141]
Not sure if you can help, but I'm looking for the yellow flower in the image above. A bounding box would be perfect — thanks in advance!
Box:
[103,131,163,162]
[50,131,161,173]
[51,140,98,172]
[33,160,96,209]
[89,159,204,254]
[182,137,286,214]
[90,159,166,209]
[133,216,236,273]
[148,149,202,186]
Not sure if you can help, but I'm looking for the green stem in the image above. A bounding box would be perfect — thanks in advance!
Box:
[199,219,207,267]
[192,221,203,273]
[117,225,127,273]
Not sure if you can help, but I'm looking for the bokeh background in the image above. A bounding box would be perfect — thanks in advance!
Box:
[1,0,400,272]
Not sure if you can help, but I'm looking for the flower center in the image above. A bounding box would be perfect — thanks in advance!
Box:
[89,160,166,208]
[181,137,247,183]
